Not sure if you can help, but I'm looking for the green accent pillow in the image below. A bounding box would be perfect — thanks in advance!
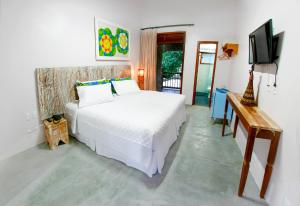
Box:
[76,79,110,87]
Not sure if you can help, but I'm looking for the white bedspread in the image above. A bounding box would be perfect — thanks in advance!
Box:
[65,91,186,177]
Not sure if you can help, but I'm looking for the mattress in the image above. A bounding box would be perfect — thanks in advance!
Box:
[65,91,186,177]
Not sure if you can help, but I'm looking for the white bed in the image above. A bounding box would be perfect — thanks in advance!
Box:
[65,91,186,177]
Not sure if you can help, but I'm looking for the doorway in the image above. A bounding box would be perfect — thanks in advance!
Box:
[157,32,186,94]
[193,41,218,107]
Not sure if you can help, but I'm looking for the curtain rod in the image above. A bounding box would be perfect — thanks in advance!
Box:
[140,24,194,30]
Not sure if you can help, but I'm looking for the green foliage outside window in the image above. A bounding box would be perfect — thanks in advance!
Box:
[161,51,183,79]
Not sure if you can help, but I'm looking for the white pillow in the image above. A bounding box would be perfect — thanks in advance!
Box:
[112,80,141,95]
[77,83,113,108]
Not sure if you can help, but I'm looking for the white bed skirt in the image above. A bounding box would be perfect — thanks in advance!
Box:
[66,91,187,177]
[73,102,186,177]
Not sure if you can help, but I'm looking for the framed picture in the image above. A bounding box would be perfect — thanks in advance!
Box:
[95,18,130,61]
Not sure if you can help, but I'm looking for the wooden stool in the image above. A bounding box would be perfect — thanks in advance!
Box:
[44,118,69,150]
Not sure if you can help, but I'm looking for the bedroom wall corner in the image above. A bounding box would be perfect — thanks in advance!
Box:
[0,0,143,161]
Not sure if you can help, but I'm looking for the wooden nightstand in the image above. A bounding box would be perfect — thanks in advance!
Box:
[43,118,69,150]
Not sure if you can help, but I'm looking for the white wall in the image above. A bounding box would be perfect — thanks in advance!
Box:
[140,0,239,104]
[0,0,142,160]
[1,1,298,205]
[0,0,239,160]
[229,0,300,205]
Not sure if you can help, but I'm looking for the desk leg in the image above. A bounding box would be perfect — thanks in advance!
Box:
[260,132,280,198]
[238,127,256,197]
[222,99,229,136]
[233,116,239,138]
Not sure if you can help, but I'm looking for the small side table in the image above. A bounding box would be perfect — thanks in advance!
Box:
[211,88,233,120]
[44,118,69,150]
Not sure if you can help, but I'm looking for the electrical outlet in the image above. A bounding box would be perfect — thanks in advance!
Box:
[273,87,277,95]
[32,110,38,119]
[267,85,272,93]
[283,197,291,206]
[32,125,41,132]
[25,113,31,121]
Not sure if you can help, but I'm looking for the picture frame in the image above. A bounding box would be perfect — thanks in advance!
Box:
[94,18,130,61]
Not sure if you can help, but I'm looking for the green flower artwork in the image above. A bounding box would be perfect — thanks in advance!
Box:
[116,28,129,55]
[98,28,116,56]
[95,18,130,60]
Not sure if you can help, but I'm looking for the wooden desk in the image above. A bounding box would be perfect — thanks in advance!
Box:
[222,92,282,198]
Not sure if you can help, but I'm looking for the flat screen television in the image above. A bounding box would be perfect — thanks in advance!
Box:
[249,19,273,64]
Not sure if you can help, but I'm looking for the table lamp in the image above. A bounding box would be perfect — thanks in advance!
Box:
[138,68,144,90]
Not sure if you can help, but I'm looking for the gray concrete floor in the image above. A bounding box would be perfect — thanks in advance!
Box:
[0,106,267,206]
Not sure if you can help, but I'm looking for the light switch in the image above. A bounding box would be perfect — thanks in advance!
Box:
[25,113,31,121]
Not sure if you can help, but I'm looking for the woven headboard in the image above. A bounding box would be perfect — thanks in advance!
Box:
[36,65,131,120]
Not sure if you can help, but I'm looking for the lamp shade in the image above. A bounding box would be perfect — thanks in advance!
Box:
[138,68,144,77]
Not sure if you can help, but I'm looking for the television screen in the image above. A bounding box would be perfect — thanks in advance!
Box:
[249,19,273,64]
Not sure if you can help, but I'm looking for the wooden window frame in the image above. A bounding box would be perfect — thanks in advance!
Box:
[157,32,186,94]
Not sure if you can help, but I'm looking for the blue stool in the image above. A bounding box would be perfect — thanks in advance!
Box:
[211,88,233,120]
